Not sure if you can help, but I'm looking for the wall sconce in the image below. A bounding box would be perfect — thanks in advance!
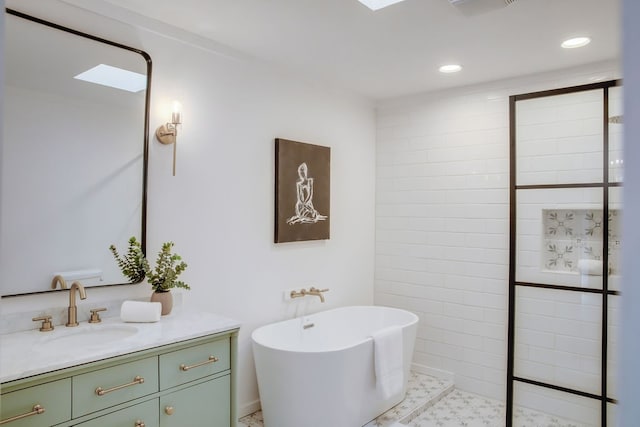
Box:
[156,101,182,176]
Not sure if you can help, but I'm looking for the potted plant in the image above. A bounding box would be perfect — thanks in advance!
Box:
[110,237,190,315]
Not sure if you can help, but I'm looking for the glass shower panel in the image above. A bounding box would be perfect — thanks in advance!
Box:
[607,402,618,426]
[515,90,603,186]
[513,381,599,426]
[515,286,602,396]
[607,295,620,401]
[516,188,605,288]
[609,186,623,292]
[608,85,624,184]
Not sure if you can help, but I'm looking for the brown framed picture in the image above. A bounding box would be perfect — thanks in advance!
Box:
[275,138,330,243]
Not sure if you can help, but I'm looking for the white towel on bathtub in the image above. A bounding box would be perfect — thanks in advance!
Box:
[372,325,403,400]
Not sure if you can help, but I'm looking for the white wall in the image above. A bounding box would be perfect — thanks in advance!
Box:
[144,26,376,414]
[374,61,620,412]
[1,0,376,415]
[620,0,640,424]
[0,0,4,318]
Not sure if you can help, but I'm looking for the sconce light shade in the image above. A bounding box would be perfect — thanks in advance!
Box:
[156,101,182,176]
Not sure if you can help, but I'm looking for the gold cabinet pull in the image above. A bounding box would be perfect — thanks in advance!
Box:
[180,355,219,371]
[95,376,144,396]
[164,406,175,415]
[135,421,145,427]
[0,404,45,424]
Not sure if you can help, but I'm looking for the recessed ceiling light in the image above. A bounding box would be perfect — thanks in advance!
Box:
[74,64,147,93]
[561,37,591,49]
[439,64,462,74]
[358,0,407,11]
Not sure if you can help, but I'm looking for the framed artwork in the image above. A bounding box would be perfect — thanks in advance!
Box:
[275,138,330,243]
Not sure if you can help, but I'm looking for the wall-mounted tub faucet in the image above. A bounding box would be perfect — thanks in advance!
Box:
[290,287,330,303]
[66,281,87,327]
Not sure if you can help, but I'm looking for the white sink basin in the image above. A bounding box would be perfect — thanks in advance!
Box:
[40,324,139,349]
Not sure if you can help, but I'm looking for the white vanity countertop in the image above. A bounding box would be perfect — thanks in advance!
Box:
[0,309,241,383]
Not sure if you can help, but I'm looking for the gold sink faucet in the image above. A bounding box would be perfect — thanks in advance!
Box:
[51,274,68,290]
[66,281,87,327]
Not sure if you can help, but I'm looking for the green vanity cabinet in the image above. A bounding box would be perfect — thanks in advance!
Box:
[0,329,238,427]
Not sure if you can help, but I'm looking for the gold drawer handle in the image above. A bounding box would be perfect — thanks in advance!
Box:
[165,406,175,415]
[180,355,219,371]
[95,376,145,396]
[0,404,45,425]
[135,421,145,427]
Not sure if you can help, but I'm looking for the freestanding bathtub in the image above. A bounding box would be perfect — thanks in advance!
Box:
[251,305,418,427]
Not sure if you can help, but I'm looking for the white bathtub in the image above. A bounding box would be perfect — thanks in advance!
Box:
[251,305,418,427]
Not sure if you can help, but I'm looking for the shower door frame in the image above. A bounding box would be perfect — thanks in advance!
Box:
[507,79,622,427]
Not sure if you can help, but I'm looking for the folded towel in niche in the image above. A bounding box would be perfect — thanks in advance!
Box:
[120,301,162,323]
[578,259,603,276]
[372,325,404,400]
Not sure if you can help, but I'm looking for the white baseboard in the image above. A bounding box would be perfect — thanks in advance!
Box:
[411,362,455,383]
[238,399,261,418]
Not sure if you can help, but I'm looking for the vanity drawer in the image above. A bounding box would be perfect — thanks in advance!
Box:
[0,378,71,427]
[74,398,159,427]
[72,356,159,418]
[159,338,230,390]
[160,375,230,427]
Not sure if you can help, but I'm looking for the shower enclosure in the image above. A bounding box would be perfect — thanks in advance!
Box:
[507,80,622,426]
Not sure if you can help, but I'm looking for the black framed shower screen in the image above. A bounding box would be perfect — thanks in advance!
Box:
[507,79,622,427]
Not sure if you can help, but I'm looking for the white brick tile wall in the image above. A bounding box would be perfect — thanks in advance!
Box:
[375,63,620,416]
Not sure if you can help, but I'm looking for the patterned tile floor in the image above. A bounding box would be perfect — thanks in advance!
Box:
[404,389,591,427]
[239,371,452,427]
[238,372,589,427]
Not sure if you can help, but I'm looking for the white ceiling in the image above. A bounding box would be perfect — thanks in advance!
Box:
[98,0,620,100]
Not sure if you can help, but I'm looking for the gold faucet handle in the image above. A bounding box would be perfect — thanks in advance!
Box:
[89,308,107,324]
[32,315,54,332]
[290,289,306,299]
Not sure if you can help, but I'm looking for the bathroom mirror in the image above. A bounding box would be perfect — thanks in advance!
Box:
[0,9,151,297]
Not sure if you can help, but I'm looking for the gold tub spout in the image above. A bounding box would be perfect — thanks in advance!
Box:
[66,281,87,327]
[306,287,329,303]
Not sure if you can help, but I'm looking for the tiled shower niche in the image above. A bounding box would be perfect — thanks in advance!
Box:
[542,209,621,275]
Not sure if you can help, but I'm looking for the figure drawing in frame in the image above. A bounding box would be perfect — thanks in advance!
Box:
[275,138,330,243]
[286,162,327,225]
